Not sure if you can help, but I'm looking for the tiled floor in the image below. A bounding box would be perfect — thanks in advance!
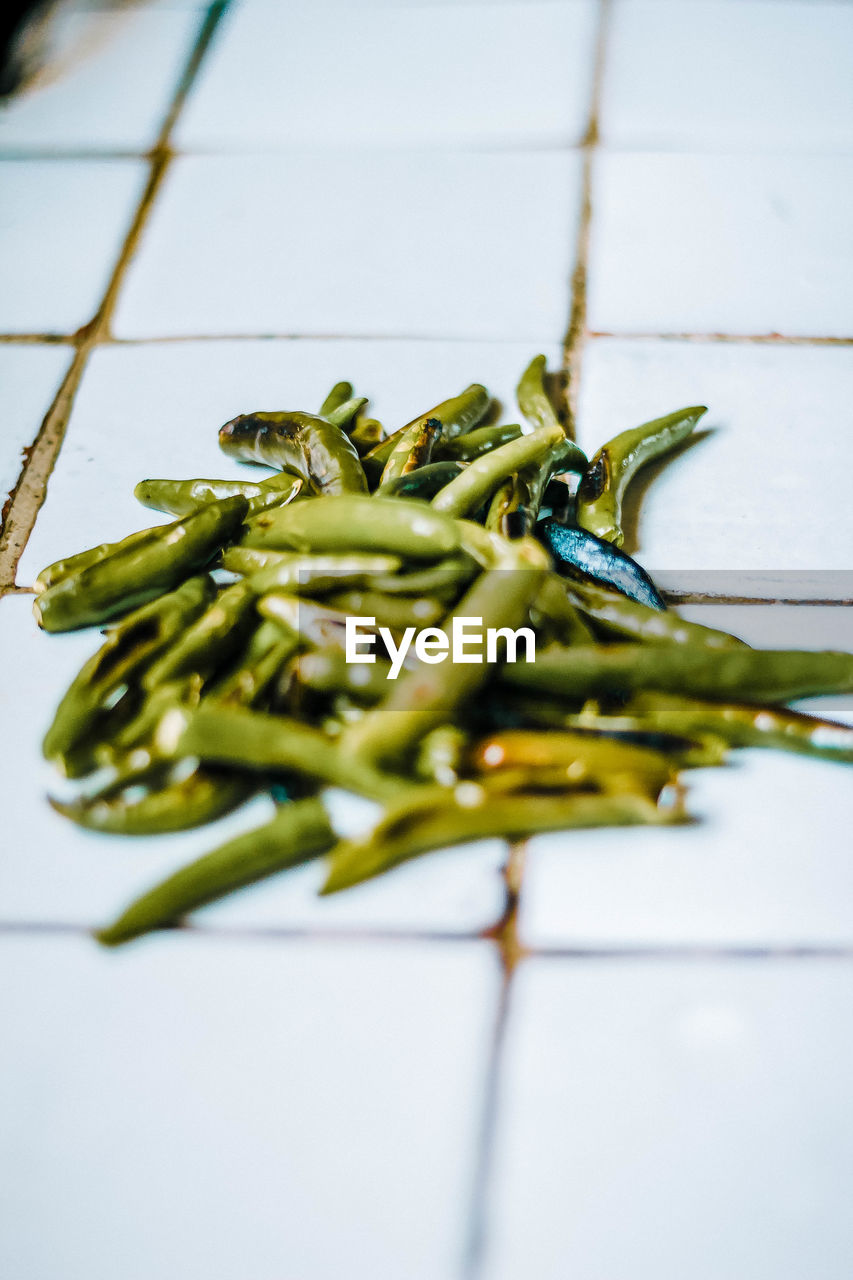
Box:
[1,2,852,1278]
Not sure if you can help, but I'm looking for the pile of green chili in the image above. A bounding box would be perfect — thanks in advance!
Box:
[32,358,853,946]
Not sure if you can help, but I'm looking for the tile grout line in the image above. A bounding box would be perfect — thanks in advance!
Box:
[588,330,853,347]
[0,0,232,590]
[558,0,611,435]
[1,331,852,347]
[3,917,853,961]
[465,6,613,1276]
[464,839,529,1280]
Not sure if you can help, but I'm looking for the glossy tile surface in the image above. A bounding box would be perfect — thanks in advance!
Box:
[603,0,853,152]
[575,338,853,590]
[3,3,853,1277]
[0,8,201,152]
[0,931,497,1280]
[177,1,597,150]
[483,958,853,1280]
[587,153,853,337]
[0,160,147,334]
[111,151,582,340]
[0,345,71,512]
[521,604,853,950]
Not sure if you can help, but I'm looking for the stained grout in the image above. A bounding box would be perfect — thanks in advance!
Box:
[664,593,853,607]
[589,330,853,347]
[0,333,76,345]
[558,0,611,435]
[0,0,232,588]
[466,4,613,1273]
[464,838,528,1280]
[2,329,853,347]
[463,970,513,1280]
[3,917,852,961]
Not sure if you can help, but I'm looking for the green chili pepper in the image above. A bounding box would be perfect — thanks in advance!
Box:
[439,423,524,462]
[258,593,357,648]
[561,577,746,649]
[497,697,728,768]
[319,382,354,418]
[51,765,253,837]
[208,626,299,709]
[530,574,597,646]
[626,691,853,764]
[41,575,215,765]
[219,411,367,495]
[108,674,203,756]
[378,417,443,488]
[243,494,460,561]
[469,729,675,796]
[342,538,548,767]
[361,384,490,483]
[34,497,248,633]
[503,644,853,703]
[485,476,515,533]
[576,405,707,546]
[379,460,465,500]
[516,354,560,432]
[324,396,368,431]
[489,465,544,539]
[220,545,296,575]
[349,417,385,455]
[323,589,446,630]
[34,527,156,595]
[367,553,477,599]
[158,703,404,802]
[248,553,401,597]
[141,579,258,692]
[293,649,392,703]
[503,432,589,538]
[96,797,335,946]
[453,519,505,568]
[134,472,303,519]
[431,424,565,517]
[414,725,468,785]
[322,785,682,894]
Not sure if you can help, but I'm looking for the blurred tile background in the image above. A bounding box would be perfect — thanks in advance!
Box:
[1,2,852,1277]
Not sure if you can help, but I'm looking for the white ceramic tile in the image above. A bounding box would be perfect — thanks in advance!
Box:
[0,344,71,512]
[0,9,202,152]
[177,2,596,151]
[0,594,507,931]
[0,159,147,333]
[522,750,853,948]
[520,602,853,949]
[483,958,853,1280]
[111,151,581,339]
[0,931,497,1280]
[587,153,853,337]
[574,339,853,589]
[679,604,853,653]
[18,336,562,577]
[603,1,853,152]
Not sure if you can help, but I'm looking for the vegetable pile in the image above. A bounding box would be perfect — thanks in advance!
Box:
[32,357,853,946]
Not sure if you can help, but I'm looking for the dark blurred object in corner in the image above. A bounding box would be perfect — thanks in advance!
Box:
[0,0,60,97]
